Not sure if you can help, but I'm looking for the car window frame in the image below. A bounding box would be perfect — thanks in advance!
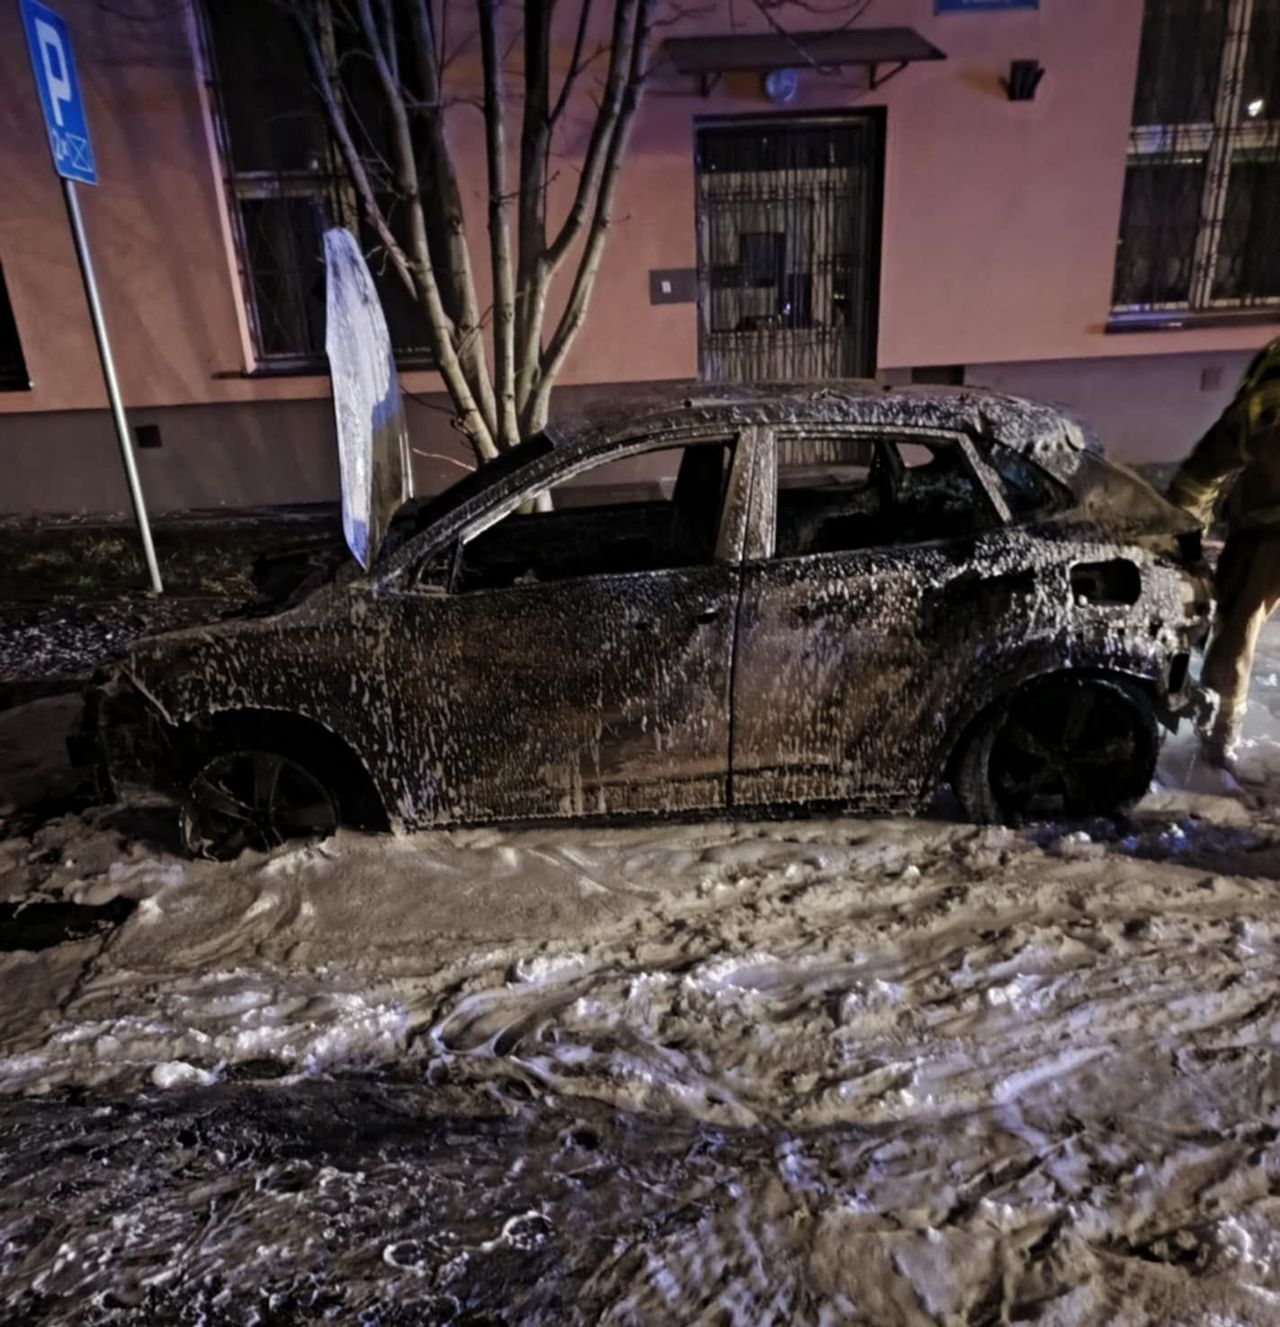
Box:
[977,437,1074,524]
[405,426,754,597]
[756,424,1012,563]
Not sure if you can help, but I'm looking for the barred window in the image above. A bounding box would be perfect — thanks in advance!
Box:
[199,0,431,369]
[1112,0,1280,322]
[0,262,29,392]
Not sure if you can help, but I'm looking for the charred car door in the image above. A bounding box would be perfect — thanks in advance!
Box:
[375,430,755,826]
[730,426,1012,810]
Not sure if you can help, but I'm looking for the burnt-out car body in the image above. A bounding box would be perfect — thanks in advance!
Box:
[76,383,1212,855]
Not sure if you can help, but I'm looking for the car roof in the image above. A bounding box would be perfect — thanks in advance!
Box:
[541,380,1097,474]
[377,380,1098,573]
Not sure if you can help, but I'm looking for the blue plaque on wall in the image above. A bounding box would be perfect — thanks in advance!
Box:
[937,0,1038,12]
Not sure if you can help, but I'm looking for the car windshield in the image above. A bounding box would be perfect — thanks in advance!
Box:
[378,433,556,562]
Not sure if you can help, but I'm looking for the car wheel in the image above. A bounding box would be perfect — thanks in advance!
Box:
[956,676,1159,824]
[181,748,340,860]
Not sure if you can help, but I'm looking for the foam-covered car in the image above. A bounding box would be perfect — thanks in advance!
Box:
[75,380,1213,857]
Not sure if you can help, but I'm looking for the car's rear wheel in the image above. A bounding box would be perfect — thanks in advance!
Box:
[181,748,339,860]
[955,676,1159,824]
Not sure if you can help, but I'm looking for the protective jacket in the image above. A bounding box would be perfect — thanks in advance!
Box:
[1169,337,1280,762]
[1168,336,1280,529]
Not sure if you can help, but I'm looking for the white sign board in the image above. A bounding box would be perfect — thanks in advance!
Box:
[323,228,412,569]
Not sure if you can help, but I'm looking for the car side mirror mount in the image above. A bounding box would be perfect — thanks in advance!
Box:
[413,541,460,594]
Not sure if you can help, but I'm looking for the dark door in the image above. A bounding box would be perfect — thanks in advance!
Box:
[377,434,751,826]
[730,426,1009,809]
[695,114,884,383]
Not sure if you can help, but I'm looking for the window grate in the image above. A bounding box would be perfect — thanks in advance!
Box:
[0,263,29,392]
[695,115,883,383]
[199,0,433,369]
[1113,0,1280,317]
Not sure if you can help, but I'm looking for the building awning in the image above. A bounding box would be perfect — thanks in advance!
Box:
[664,27,946,95]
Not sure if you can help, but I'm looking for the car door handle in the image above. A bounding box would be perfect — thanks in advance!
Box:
[632,608,719,633]
[792,599,840,626]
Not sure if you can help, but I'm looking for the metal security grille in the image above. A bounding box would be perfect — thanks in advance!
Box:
[695,115,884,382]
[0,262,29,392]
[1113,0,1280,319]
[199,0,431,368]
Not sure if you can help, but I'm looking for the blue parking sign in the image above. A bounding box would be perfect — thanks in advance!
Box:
[20,0,98,185]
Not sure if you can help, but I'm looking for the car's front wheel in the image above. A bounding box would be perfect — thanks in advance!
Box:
[181,748,339,860]
[955,676,1159,824]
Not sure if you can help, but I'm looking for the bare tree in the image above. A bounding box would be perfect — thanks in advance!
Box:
[101,1,875,464]
[282,0,658,464]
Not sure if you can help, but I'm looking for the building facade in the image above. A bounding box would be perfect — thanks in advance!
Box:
[1,0,1278,513]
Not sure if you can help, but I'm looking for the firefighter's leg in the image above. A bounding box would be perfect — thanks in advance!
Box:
[1200,532,1280,763]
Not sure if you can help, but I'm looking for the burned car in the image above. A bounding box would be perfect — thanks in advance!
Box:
[75,381,1213,858]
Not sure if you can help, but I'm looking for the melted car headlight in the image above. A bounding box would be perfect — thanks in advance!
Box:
[1176,528,1203,564]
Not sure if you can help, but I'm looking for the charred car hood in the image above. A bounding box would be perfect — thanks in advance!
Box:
[1065,452,1201,541]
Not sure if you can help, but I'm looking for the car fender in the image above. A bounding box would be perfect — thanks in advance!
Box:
[929,644,1162,791]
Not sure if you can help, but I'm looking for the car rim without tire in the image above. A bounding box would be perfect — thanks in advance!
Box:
[989,682,1154,821]
[183,750,338,858]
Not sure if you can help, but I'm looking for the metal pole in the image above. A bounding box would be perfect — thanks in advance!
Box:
[62,178,163,593]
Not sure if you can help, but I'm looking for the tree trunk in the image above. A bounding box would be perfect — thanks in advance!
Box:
[283,0,680,465]
[477,0,520,450]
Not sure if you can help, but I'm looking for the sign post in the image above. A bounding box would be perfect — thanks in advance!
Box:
[20,0,163,593]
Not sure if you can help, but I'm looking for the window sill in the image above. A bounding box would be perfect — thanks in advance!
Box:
[213,356,437,381]
[213,364,328,381]
[1106,307,1280,334]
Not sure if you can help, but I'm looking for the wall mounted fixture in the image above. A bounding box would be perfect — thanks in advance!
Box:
[762,68,799,103]
[1001,59,1044,101]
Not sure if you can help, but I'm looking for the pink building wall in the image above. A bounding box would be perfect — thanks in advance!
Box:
[0,0,1276,512]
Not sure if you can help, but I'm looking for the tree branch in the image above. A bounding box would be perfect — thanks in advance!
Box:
[748,0,875,74]
[513,0,553,423]
[403,0,500,445]
[549,0,594,126]
[478,0,520,449]
[375,0,397,85]
[544,0,639,274]
[293,1,416,301]
[411,448,477,472]
[527,0,655,433]
[318,0,497,458]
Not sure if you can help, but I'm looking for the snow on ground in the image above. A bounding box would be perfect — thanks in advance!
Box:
[3,631,1280,1321]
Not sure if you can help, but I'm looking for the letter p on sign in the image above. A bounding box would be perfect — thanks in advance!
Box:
[35,18,72,126]
[20,0,98,185]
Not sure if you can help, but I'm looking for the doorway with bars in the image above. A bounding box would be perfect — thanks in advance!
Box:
[694,112,885,384]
